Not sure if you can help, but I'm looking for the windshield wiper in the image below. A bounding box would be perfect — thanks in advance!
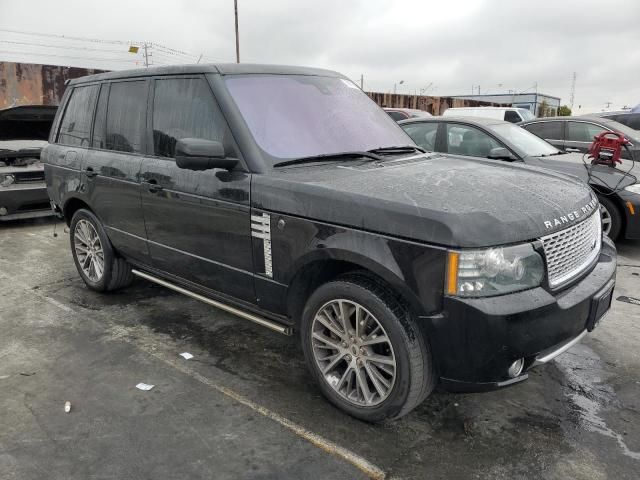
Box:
[273,151,383,168]
[367,145,426,155]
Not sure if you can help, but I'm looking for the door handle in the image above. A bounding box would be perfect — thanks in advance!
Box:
[146,178,164,193]
[565,147,582,153]
[85,167,98,178]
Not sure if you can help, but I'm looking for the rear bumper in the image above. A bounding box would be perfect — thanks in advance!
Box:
[619,190,640,239]
[0,183,52,221]
[425,237,617,391]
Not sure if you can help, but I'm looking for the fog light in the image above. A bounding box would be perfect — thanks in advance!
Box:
[0,207,7,216]
[508,358,525,378]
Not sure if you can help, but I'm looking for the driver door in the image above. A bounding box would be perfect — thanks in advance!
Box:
[140,75,254,303]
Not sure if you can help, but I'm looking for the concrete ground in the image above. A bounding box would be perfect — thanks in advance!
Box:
[1,217,639,480]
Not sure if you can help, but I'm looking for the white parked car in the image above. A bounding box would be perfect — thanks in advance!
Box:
[442,106,535,123]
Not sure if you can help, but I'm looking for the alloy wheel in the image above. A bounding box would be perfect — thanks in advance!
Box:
[74,219,105,282]
[600,204,612,237]
[311,299,396,407]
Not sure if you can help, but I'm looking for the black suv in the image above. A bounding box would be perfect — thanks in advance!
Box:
[44,65,616,421]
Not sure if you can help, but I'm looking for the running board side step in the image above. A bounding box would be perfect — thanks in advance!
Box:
[131,269,292,336]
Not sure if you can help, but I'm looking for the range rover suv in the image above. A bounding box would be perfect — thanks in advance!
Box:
[44,64,616,422]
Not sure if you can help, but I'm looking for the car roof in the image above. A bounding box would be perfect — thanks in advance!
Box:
[445,106,521,111]
[520,115,640,139]
[398,116,509,126]
[68,63,345,85]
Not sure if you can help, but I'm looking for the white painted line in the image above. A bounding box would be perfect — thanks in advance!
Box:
[5,274,386,480]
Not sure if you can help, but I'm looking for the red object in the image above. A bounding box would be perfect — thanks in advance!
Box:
[589,131,630,166]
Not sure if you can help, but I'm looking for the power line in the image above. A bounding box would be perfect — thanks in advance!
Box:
[0,39,137,55]
[0,27,142,46]
[0,49,141,65]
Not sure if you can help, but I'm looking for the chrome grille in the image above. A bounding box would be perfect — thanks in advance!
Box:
[541,212,601,288]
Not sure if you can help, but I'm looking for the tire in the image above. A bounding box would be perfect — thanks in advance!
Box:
[300,274,435,422]
[69,209,133,292]
[597,195,622,241]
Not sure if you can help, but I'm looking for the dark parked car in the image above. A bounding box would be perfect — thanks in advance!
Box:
[44,64,616,421]
[520,115,640,161]
[0,105,57,221]
[383,107,432,121]
[400,116,640,241]
[594,112,640,131]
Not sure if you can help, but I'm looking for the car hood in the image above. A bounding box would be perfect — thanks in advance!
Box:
[252,153,597,248]
[531,152,639,189]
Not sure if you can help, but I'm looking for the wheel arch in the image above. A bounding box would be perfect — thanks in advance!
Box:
[62,196,94,226]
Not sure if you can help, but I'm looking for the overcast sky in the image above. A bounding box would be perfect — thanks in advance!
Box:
[1,0,639,112]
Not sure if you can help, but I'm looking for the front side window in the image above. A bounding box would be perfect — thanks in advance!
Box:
[445,124,501,157]
[224,74,409,163]
[105,81,147,153]
[524,121,563,140]
[402,122,438,151]
[504,110,522,123]
[567,122,607,142]
[152,78,227,158]
[57,85,99,146]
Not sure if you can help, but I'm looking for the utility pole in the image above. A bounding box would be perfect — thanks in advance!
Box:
[234,0,240,63]
[569,72,576,109]
[196,54,203,64]
[143,42,149,67]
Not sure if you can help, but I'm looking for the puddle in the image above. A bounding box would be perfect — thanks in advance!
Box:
[555,344,640,461]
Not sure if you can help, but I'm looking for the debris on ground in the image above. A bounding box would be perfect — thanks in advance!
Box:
[136,383,155,391]
[179,352,194,360]
[64,401,71,413]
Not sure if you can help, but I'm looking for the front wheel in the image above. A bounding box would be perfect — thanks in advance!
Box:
[597,195,622,241]
[301,275,435,422]
[70,209,133,292]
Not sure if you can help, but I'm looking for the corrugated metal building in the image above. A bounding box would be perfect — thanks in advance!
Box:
[0,61,107,109]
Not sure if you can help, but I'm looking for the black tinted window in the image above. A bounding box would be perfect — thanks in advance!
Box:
[524,121,563,139]
[152,78,225,157]
[504,110,521,123]
[567,122,607,142]
[386,111,407,121]
[402,122,438,151]
[57,85,98,146]
[91,84,109,149]
[105,81,147,153]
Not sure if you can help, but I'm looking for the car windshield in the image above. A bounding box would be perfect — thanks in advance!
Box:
[518,109,535,121]
[224,74,410,163]
[490,123,560,157]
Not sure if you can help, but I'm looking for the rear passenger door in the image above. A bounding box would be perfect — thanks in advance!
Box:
[522,121,565,150]
[565,121,609,154]
[140,76,254,303]
[84,80,150,264]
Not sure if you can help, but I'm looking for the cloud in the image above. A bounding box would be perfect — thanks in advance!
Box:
[1,0,638,111]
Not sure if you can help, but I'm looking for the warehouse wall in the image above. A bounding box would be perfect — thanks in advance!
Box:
[0,62,106,109]
[366,92,505,115]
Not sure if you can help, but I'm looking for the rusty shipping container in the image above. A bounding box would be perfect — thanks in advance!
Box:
[0,61,107,109]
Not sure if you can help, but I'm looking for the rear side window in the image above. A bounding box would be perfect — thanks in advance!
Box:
[504,110,521,123]
[105,81,147,153]
[91,83,109,149]
[152,77,226,157]
[524,121,563,140]
[567,122,607,142]
[57,85,99,146]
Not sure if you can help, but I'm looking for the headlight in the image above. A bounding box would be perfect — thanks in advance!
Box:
[446,243,544,297]
[625,183,640,194]
[0,174,15,187]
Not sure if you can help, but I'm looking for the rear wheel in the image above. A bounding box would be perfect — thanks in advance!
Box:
[301,275,434,422]
[70,209,133,292]
[597,195,622,241]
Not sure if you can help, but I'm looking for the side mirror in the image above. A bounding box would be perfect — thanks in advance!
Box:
[175,138,238,171]
[487,147,517,161]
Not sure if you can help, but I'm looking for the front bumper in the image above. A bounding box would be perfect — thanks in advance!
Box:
[618,190,640,239]
[0,183,52,221]
[424,237,617,392]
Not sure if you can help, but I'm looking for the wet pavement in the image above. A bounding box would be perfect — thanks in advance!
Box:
[1,217,639,479]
